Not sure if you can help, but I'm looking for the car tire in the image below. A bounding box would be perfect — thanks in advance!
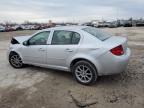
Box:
[72,60,98,85]
[9,52,24,68]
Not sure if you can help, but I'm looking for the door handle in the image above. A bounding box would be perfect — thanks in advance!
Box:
[66,48,73,52]
[39,48,46,51]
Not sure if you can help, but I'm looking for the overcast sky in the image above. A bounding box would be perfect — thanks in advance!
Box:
[0,0,144,23]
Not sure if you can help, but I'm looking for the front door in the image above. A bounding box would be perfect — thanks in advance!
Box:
[22,31,50,65]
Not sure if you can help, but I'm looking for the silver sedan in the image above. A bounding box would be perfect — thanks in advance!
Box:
[7,26,131,85]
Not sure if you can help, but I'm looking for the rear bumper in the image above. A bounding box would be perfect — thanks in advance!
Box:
[97,48,131,76]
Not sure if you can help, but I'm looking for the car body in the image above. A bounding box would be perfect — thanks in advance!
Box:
[12,25,23,31]
[7,26,131,85]
[5,26,15,32]
[0,25,5,32]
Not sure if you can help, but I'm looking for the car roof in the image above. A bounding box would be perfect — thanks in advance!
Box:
[42,26,87,31]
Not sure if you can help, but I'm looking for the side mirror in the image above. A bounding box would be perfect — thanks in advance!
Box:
[23,41,29,46]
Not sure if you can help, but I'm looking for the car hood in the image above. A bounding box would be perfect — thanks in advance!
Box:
[13,35,32,43]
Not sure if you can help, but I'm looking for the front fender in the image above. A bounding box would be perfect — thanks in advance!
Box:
[8,44,24,62]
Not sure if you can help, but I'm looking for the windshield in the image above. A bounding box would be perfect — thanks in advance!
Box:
[82,27,111,41]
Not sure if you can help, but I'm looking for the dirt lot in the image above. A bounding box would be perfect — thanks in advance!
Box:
[0,27,143,108]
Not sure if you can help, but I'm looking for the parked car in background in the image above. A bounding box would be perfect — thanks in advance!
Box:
[5,26,15,32]
[30,25,36,30]
[7,26,131,85]
[34,25,42,30]
[108,21,118,28]
[97,22,110,28]
[136,23,144,27]
[22,25,31,30]
[12,25,23,31]
[0,25,5,32]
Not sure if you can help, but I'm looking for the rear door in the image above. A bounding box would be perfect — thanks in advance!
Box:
[46,30,81,68]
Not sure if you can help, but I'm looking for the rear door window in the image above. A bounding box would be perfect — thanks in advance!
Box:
[51,30,80,45]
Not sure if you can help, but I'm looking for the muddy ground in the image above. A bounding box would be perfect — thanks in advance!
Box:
[0,27,143,108]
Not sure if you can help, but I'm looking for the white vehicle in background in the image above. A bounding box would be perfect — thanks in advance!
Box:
[30,25,35,30]
[22,25,32,30]
[0,25,5,32]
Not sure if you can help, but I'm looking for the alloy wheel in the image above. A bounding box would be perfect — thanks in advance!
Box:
[10,54,23,68]
[75,65,93,83]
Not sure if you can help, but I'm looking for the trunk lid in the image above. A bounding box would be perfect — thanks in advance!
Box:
[103,36,128,53]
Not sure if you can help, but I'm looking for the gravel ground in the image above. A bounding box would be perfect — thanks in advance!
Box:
[0,27,143,108]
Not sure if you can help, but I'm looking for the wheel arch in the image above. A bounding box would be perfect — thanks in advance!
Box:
[9,51,19,57]
[9,51,23,61]
[70,57,99,73]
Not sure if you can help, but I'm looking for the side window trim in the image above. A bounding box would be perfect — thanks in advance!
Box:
[51,30,81,45]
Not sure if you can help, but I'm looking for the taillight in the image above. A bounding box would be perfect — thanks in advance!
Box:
[110,45,124,56]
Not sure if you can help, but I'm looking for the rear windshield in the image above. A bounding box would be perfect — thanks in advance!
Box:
[82,27,111,41]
